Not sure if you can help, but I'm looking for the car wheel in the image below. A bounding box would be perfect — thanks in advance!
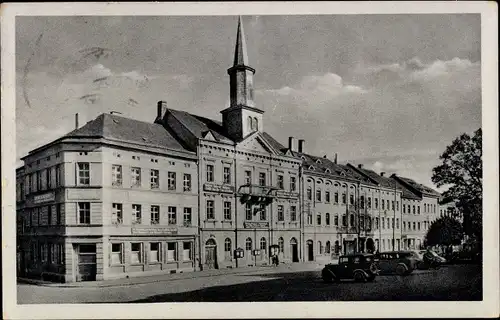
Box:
[396,264,407,276]
[322,270,334,283]
[367,274,376,282]
[353,271,366,282]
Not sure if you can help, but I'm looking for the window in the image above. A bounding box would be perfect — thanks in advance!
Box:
[223,167,231,184]
[342,193,346,204]
[245,238,252,251]
[326,213,330,225]
[56,203,62,225]
[334,192,339,203]
[183,174,192,192]
[349,194,354,205]
[413,205,416,214]
[149,243,160,263]
[112,203,123,224]
[342,215,347,227]
[375,198,379,209]
[316,189,322,202]
[259,172,266,186]
[260,237,267,250]
[277,205,284,221]
[403,204,406,213]
[36,171,43,190]
[46,168,52,189]
[206,164,214,182]
[206,200,215,220]
[290,176,296,192]
[245,203,252,220]
[307,213,313,225]
[392,201,395,210]
[167,243,177,262]
[278,237,284,253]
[277,175,284,189]
[360,196,365,208]
[111,243,123,265]
[318,241,323,254]
[325,241,331,254]
[367,197,372,208]
[254,117,259,131]
[150,205,160,224]
[132,204,142,224]
[78,202,90,224]
[78,163,90,185]
[55,164,62,187]
[131,243,142,264]
[224,238,232,253]
[334,215,339,226]
[396,218,399,229]
[418,222,421,230]
[307,187,312,200]
[183,207,192,226]
[167,172,176,191]
[350,214,355,227]
[244,170,252,185]
[183,242,191,261]
[168,206,177,225]
[259,204,266,220]
[417,206,421,214]
[131,167,141,187]
[150,169,159,189]
[41,243,48,263]
[396,201,399,211]
[403,221,406,231]
[413,222,416,230]
[382,199,385,210]
[223,201,232,220]
[392,218,395,229]
[382,217,385,229]
[247,116,253,130]
[317,213,322,225]
[375,217,379,229]
[112,165,122,186]
[47,205,52,225]
[28,174,33,193]
[290,206,297,221]
[325,191,331,203]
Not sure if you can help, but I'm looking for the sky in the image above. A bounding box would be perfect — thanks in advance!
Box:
[15,14,481,190]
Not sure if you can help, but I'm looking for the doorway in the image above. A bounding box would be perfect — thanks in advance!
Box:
[76,244,97,282]
[306,240,314,261]
[205,239,217,270]
[290,238,299,262]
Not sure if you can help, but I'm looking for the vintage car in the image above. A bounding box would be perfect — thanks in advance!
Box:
[374,251,420,275]
[417,250,446,269]
[321,253,379,283]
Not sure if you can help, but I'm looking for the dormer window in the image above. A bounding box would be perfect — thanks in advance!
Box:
[325,169,331,174]
[308,165,315,170]
[340,172,346,176]
[316,159,322,164]
[301,156,306,160]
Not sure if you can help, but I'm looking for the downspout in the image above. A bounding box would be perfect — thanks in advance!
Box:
[378,186,382,252]
[269,154,273,266]
[233,143,238,268]
[196,142,202,271]
[299,165,304,262]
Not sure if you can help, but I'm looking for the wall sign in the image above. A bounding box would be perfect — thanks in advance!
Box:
[33,192,55,204]
[244,222,269,229]
[131,227,178,235]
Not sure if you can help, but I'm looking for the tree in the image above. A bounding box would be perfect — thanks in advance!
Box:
[432,128,482,241]
[424,216,464,248]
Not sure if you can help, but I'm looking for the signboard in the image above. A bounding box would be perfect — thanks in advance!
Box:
[275,190,299,199]
[131,227,178,235]
[269,245,279,256]
[203,183,235,193]
[244,221,269,229]
[252,249,261,256]
[33,192,55,204]
[343,234,357,241]
[234,248,244,258]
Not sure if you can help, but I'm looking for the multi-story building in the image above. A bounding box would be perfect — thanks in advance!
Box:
[16,17,442,282]
[391,174,441,250]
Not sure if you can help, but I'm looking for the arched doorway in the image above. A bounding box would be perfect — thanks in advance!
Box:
[290,238,299,262]
[205,238,217,269]
[366,238,375,253]
[306,240,314,261]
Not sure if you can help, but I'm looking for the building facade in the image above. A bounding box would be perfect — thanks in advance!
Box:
[16,17,442,282]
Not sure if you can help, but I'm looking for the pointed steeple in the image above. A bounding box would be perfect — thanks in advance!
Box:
[233,16,249,66]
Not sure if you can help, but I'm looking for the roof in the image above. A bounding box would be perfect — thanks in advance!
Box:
[233,16,249,66]
[392,175,441,198]
[391,178,421,200]
[347,164,402,190]
[62,113,187,152]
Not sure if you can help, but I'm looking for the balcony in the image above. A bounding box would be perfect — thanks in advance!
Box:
[238,184,279,205]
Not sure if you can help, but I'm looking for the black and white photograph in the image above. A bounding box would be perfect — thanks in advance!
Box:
[1,2,498,319]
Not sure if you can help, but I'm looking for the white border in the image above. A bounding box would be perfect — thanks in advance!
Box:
[1,2,498,319]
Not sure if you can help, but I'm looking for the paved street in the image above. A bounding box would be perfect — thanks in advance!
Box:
[17,263,481,304]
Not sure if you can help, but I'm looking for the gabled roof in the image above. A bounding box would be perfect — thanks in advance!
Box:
[391,175,441,198]
[346,163,402,190]
[390,177,421,200]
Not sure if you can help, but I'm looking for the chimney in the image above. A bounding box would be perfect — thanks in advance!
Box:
[334,153,338,164]
[358,164,364,169]
[288,137,295,151]
[380,172,386,177]
[298,139,305,153]
[75,113,79,129]
[157,100,168,120]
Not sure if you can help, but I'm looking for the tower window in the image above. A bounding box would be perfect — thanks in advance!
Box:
[253,117,258,131]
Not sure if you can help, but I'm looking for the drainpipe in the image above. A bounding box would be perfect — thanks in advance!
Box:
[234,143,238,268]
[196,143,202,271]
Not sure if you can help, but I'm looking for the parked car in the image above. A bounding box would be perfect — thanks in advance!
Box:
[321,253,379,283]
[374,251,420,275]
[417,250,446,269]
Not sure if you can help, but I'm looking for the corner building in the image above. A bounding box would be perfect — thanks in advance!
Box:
[16,17,442,282]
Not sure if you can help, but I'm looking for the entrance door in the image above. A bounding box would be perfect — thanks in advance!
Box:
[290,238,299,262]
[306,240,314,261]
[77,244,96,282]
[205,239,217,269]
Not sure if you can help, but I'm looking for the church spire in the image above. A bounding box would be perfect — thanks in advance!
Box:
[233,16,249,66]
